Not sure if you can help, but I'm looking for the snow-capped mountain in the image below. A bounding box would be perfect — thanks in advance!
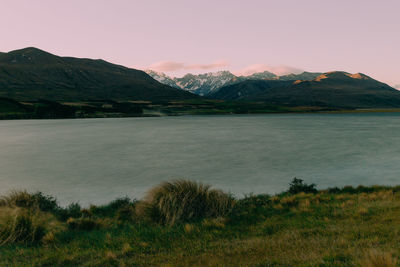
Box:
[145,70,238,96]
[145,70,321,96]
[244,71,277,80]
[144,70,178,88]
[174,71,238,96]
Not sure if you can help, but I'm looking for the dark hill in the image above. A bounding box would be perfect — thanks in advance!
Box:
[209,71,400,108]
[0,47,196,101]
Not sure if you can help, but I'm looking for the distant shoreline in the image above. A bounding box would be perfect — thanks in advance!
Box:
[2,107,400,121]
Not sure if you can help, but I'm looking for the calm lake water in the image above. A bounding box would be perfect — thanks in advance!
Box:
[1,113,400,206]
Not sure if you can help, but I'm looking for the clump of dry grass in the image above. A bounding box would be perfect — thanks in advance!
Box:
[280,195,298,207]
[202,217,227,229]
[137,180,235,225]
[0,209,46,245]
[0,190,59,214]
[0,190,36,208]
[359,249,397,267]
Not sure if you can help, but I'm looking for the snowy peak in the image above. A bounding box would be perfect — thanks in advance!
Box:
[242,71,277,80]
[175,71,236,95]
[144,70,179,88]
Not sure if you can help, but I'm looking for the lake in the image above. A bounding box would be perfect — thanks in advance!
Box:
[1,113,400,206]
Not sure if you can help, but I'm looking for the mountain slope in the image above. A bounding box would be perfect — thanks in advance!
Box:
[209,71,400,108]
[0,47,196,101]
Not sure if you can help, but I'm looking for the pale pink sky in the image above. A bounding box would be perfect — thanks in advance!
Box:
[1,0,399,86]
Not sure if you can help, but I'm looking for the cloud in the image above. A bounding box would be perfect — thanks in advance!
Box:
[186,60,228,70]
[233,64,304,76]
[148,60,229,72]
[148,61,185,72]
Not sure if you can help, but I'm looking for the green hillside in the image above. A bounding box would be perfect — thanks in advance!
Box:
[0,47,196,101]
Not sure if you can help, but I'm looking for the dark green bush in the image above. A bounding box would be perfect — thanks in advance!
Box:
[116,205,136,223]
[66,217,100,231]
[57,203,82,221]
[327,187,342,194]
[341,186,357,194]
[326,185,390,194]
[288,178,317,194]
[32,192,59,212]
[229,194,270,224]
[89,197,135,218]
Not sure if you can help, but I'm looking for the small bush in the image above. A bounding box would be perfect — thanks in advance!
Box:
[137,180,235,225]
[229,194,270,224]
[327,187,341,194]
[31,192,59,212]
[66,217,101,231]
[90,197,135,218]
[0,211,46,245]
[237,194,270,208]
[288,178,317,194]
[57,203,82,221]
[116,205,136,223]
[341,186,357,194]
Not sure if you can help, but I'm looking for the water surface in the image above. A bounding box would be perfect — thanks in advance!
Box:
[1,113,400,206]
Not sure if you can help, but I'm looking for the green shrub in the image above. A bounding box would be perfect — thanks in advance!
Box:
[327,187,342,194]
[138,180,235,225]
[31,192,59,212]
[89,197,135,218]
[229,194,271,224]
[0,211,46,245]
[116,205,136,223]
[288,178,317,194]
[57,203,82,221]
[66,217,101,231]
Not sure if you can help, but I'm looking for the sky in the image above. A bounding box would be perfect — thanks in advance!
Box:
[1,0,399,87]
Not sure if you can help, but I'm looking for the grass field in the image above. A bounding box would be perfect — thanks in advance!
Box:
[1,180,400,266]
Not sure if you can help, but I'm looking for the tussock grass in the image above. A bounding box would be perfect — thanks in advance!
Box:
[0,190,36,208]
[0,209,46,245]
[360,249,398,267]
[137,179,234,225]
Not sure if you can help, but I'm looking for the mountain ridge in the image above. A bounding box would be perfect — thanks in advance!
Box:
[0,47,197,101]
[209,71,400,108]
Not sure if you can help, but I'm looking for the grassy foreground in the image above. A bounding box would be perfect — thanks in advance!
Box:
[1,179,400,266]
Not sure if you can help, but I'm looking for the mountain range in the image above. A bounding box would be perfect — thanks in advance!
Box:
[1,47,400,111]
[145,70,322,96]
[0,47,196,101]
[209,71,400,108]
